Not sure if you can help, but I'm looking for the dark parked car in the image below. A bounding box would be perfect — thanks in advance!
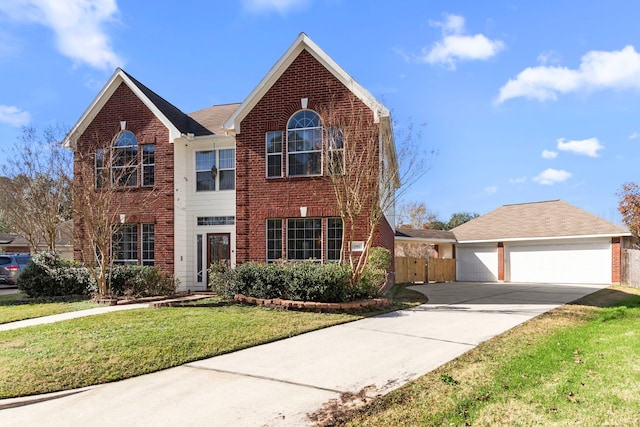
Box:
[0,253,32,286]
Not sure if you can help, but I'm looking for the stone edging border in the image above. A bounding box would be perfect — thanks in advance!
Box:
[233,294,392,313]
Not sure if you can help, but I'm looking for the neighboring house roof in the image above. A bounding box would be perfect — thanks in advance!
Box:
[452,200,632,243]
[0,220,73,251]
[189,103,242,134]
[63,68,212,149]
[224,32,391,134]
[395,228,456,243]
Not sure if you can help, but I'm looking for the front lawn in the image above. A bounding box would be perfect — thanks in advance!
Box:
[0,293,98,325]
[343,286,640,426]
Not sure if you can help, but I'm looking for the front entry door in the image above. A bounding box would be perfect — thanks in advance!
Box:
[207,233,230,286]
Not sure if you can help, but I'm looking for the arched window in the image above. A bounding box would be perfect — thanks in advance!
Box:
[287,110,322,176]
[112,131,139,187]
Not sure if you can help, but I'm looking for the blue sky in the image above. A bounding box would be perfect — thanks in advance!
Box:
[1,0,639,224]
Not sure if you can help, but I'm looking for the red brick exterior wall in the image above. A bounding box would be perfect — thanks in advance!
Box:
[612,237,621,283]
[235,49,393,263]
[73,82,175,275]
[497,242,504,281]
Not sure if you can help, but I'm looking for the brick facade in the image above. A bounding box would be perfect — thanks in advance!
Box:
[612,237,621,283]
[73,82,175,275]
[235,49,393,263]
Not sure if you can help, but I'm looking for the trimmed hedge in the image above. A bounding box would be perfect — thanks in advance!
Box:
[211,261,380,303]
[106,265,177,298]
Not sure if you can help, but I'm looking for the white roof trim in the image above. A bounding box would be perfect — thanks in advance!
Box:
[223,32,390,134]
[63,68,182,149]
[395,236,457,244]
[456,233,632,244]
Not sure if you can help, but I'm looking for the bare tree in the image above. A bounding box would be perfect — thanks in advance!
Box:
[618,181,640,235]
[320,101,433,285]
[397,200,439,229]
[0,126,72,252]
[72,129,157,296]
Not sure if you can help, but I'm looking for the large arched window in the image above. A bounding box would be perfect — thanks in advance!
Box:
[95,130,154,188]
[287,110,322,176]
[112,131,139,187]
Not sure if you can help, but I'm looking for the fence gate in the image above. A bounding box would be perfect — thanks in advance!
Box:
[427,259,456,283]
[622,249,640,287]
[395,257,456,283]
[395,257,427,283]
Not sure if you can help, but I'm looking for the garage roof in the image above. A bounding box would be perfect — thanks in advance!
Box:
[452,200,632,242]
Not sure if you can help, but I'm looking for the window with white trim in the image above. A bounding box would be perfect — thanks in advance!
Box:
[196,149,235,191]
[327,217,343,261]
[266,131,283,178]
[287,110,322,177]
[94,131,154,189]
[111,223,154,265]
[326,127,344,175]
[266,219,283,262]
[287,218,322,260]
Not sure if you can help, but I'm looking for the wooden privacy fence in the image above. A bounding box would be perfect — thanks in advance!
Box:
[622,249,640,287]
[395,257,456,283]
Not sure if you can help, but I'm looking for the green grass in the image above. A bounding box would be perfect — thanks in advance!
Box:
[0,305,364,399]
[0,283,426,399]
[0,293,98,325]
[345,288,640,426]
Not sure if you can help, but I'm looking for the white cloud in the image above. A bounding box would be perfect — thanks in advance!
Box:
[556,137,604,157]
[0,105,30,127]
[484,186,498,194]
[0,0,122,71]
[533,168,572,185]
[242,0,310,14]
[537,50,561,65]
[420,14,504,69]
[509,176,527,184]
[629,132,639,140]
[496,45,640,103]
[542,149,558,159]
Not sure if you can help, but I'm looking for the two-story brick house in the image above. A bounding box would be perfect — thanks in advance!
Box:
[64,33,398,291]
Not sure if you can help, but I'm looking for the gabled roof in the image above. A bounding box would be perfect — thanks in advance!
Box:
[64,68,211,149]
[395,228,456,243]
[189,103,241,135]
[223,32,390,134]
[452,200,632,243]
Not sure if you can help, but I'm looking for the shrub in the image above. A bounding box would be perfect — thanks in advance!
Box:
[211,261,353,303]
[18,251,96,298]
[106,265,177,298]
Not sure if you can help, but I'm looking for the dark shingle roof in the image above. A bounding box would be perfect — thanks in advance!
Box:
[121,70,212,137]
[395,228,456,241]
[452,200,630,242]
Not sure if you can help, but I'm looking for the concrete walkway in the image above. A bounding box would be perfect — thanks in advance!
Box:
[0,282,609,426]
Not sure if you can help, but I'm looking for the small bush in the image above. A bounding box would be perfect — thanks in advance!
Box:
[212,261,353,303]
[106,265,177,298]
[18,251,96,298]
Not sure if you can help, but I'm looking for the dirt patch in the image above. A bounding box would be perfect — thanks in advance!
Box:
[308,385,380,426]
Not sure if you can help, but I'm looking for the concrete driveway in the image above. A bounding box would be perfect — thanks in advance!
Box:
[0,282,609,426]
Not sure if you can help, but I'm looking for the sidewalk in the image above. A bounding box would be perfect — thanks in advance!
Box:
[0,282,610,426]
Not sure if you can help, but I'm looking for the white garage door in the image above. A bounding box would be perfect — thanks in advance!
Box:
[457,245,498,282]
[506,240,611,284]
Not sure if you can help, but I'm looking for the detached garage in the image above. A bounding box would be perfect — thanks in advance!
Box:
[452,200,634,284]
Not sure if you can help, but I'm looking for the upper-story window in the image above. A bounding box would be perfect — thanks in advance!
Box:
[266,131,282,178]
[196,149,235,191]
[95,131,154,188]
[326,127,344,175]
[287,110,322,177]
